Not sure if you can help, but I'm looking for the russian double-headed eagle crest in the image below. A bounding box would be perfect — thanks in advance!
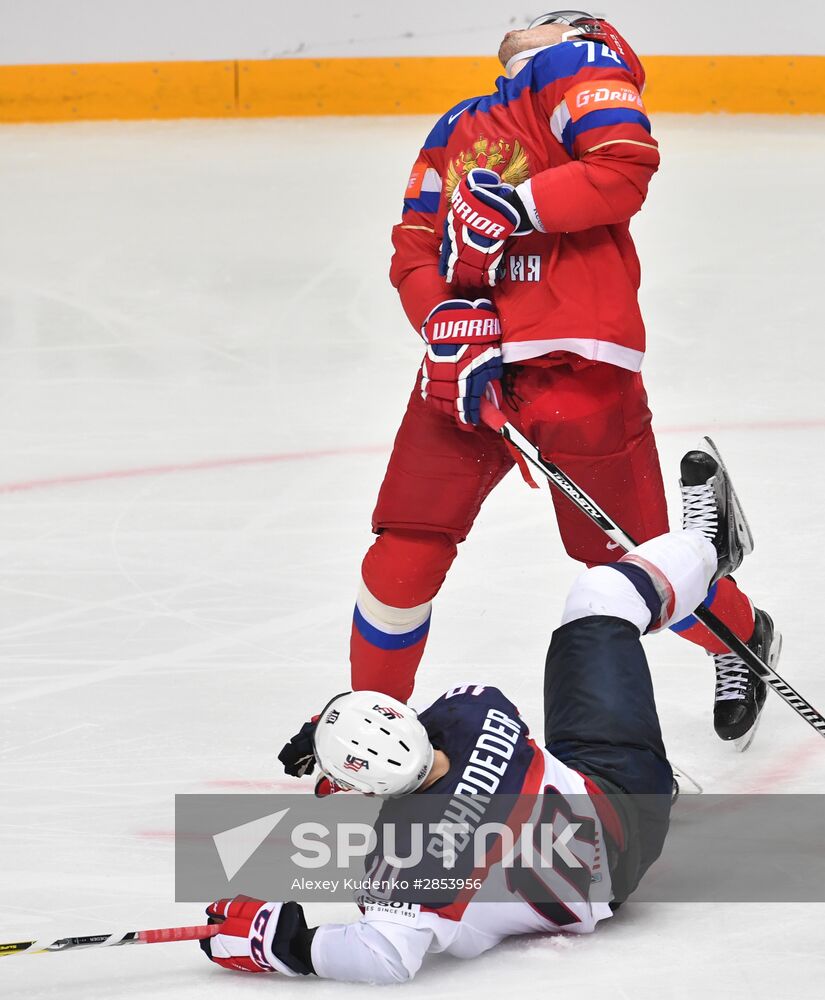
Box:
[444,138,530,200]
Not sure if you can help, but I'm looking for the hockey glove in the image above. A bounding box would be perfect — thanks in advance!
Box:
[201,897,313,975]
[278,718,318,777]
[277,718,350,795]
[420,298,503,428]
[440,167,532,288]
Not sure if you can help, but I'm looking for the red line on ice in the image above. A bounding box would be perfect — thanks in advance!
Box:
[0,443,389,495]
[206,779,310,791]
[741,738,820,793]
[0,416,823,497]
[655,416,825,435]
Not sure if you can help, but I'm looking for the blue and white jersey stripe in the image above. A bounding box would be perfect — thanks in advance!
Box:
[403,166,443,216]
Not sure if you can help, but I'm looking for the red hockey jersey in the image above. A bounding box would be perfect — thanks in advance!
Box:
[390,39,659,372]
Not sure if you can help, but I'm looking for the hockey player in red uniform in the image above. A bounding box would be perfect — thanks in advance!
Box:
[349,10,778,748]
[202,440,752,982]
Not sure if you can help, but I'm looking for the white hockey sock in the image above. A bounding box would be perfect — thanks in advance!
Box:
[561,530,717,634]
[626,530,717,630]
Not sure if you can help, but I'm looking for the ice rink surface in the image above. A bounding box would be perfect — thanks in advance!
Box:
[0,113,824,997]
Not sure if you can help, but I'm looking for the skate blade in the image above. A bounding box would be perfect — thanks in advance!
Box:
[734,629,782,753]
[700,436,755,557]
[734,710,763,753]
[670,761,703,795]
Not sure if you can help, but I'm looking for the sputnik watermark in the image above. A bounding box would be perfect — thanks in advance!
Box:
[290,878,437,893]
[233,817,582,873]
[176,793,825,903]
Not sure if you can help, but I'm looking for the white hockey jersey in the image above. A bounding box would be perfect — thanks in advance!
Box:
[311,686,615,983]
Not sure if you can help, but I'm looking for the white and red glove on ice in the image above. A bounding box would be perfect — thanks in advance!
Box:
[420,298,503,429]
[201,897,312,975]
[440,167,531,287]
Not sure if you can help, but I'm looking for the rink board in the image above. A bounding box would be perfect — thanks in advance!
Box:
[1,54,824,122]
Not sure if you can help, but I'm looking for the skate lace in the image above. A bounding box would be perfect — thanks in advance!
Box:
[714,652,750,701]
[681,483,717,539]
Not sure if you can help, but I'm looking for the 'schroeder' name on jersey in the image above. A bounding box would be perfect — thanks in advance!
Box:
[364,685,546,913]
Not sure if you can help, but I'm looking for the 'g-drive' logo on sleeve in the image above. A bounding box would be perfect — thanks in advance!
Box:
[567,80,645,120]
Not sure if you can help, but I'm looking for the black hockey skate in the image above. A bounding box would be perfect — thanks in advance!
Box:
[680,436,753,584]
[711,609,779,751]
[680,437,779,751]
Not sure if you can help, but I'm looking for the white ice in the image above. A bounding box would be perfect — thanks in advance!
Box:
[0,114,823,999]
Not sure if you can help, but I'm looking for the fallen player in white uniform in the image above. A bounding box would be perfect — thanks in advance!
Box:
[199,440,754,983]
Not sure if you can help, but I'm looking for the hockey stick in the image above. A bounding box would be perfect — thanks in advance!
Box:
[479,398,825,740]
[0,923,218,957]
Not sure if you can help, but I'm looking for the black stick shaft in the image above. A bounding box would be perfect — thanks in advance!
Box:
[0,933,138,956]
[483,402,825,739]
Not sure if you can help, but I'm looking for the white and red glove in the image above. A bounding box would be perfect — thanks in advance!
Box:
[440,167,531,287]
[200,896,313,975]
[420,298,503,428]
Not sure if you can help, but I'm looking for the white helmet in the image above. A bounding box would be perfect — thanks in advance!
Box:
[313,691,434,797]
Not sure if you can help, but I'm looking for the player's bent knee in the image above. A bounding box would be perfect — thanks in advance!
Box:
[625,530,717,629]
[361,528,458,607]
[561,566,653,634]
[562,531,718,635]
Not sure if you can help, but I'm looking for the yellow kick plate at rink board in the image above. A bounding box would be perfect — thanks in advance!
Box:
[0,55,823,123]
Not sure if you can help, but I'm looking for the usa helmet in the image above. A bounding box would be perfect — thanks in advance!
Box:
[313,691,434,797]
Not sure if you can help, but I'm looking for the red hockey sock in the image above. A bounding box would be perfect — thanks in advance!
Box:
[350,627,427,703]
[669,575,755,654]
[350,529,458,702]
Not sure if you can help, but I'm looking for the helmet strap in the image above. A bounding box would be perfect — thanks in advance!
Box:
[504,43,563,76]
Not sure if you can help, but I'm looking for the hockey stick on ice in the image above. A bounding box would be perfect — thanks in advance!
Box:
[0,923,218,957]
[479,398,825,740]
